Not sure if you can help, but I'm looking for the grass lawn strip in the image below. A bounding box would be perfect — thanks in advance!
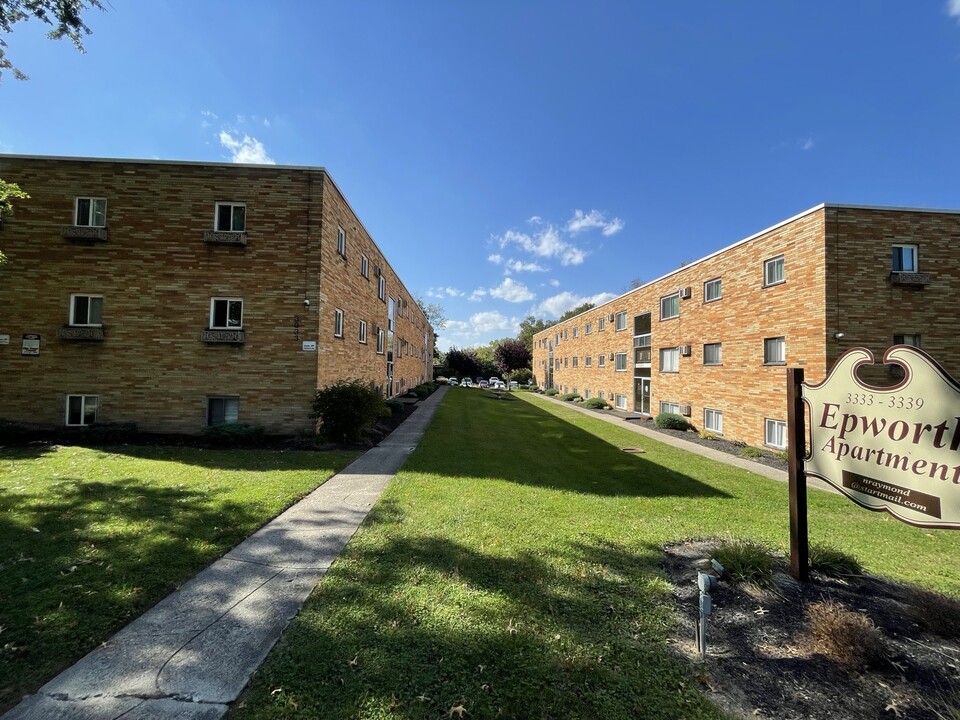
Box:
[0,444,359,711]
[230,391,960,719]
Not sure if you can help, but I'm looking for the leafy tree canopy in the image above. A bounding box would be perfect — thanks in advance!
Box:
[0,0,104,82]
[0,178,29,264]
[517,315,551,354]
[414,295,446,330]
[494,339,532,379]
[557,302,595,323]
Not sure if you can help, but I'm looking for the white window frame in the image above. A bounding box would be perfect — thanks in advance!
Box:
[659,347,679,373]
[764,336,785,365]
[376,326,385,354]
[598,317,606,331]
[361,254,369,278]
[207,396,240,426]
[704,277,722,303]
[765,419,786,449]
[334,308,344,338]
[585,355,592,367]
[704,408,723,434]
[215,202,246,232]
[764,255,785,287]
[615,311,627,331]
[660,401,681,415]
[209,297,243,329]
[615,394,627,410]
[69,294,104,327]
[573,326,578,338]
[585,322,592,334]
[359,319,368,344]
[598,354,606,368]
[337,226,346,257]
[615,352,627,371]
[378,275,386,301]
[703,342,722,366]
[660,293,679,320]
[572,356,579,368]
[65,394,99,426]
[75,197,107,227]
[892,244,918,272]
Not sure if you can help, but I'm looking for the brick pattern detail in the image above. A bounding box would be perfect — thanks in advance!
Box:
[533,206,960,448]
[0,157,434,434]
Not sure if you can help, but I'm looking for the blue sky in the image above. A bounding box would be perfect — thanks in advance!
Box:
[3,2,960,351]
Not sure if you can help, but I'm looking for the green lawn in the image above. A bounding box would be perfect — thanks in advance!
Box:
[232,389,960,720]
[0,444,359,710]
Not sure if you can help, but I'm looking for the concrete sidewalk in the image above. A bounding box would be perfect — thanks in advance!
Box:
[4,387,448,720]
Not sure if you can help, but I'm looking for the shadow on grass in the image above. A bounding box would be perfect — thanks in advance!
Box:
[51,445,359,472]
[234,533,721,719]
[0,476,265,711]
[403,390,731,499]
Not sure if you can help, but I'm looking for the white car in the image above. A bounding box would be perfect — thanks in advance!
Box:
[462,378,474,387]
[448,378,458,386]
[509,381,519,389]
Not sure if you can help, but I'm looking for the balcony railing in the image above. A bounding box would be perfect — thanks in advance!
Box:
[203,230,247,246]
[890,271,931,287]
[201,329,245,344]
[61,226,108,242]
[58,326,105,341]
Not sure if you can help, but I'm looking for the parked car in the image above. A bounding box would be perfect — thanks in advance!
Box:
[462,378,474,387]
[478,380,490,388]
[448,378,458,386]
[492,380,505,390]
[489,377,501,386]
[509,381,519,389]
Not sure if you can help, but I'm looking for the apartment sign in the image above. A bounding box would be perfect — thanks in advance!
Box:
[803,346,960,529]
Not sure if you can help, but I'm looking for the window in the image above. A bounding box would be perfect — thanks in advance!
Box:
[378,275,386,301]
[615,311,627,331]
[207,397,239,426]
[359,320,368,344]
[69,294,103,326]
[660,293,680,320]
[376,326,385,354]
[598,317,606,331]
[585,322,592,334]
[764,255,785,286]
[585,355,592,367]
[598,354,606,368]
[209,298,243,329]
[660,401,681,415]
[599,390,605,399]
[704,278,722,302]
[704,408,723,434]
[215,202,245,232]
[572,356,579,368]
[334,308,344,337]
[564,357,568,368]
[892,244,918,272]
[659,347,679,372]
[615,394,627,410]
[894,334,920,347]
[573,326,579,338]
[75,198,106,227]
[615,352,627,371]
[764,336,785,365]
[765,419,786,449]
[361,254,369,278]
[66,395,98,426]
[703,342,722,365]
[337,226,346,257]
[585,390,591,399]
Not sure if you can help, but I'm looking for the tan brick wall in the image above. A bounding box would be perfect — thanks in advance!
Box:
[534,205,960,449]
[0,156,433,434]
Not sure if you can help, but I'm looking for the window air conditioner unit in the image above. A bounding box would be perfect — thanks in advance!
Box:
[680,344,692,357]
[680,404,692,417]
[679,286,692,299]
[608,314,615,322]
[375,266,381,277]
[609,353,615,361]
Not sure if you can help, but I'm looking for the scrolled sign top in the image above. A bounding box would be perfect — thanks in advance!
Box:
[803,346,960,529]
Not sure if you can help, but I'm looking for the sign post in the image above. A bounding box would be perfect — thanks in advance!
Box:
[787,368,808,581]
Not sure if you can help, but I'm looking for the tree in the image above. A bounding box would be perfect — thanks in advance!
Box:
[517,315,551,354]
[557,302,595,323]
[1,0,104,81]
[415,295,446,359]
[444,347,481,380]
[0,178,29,264]
[494,338,532,389]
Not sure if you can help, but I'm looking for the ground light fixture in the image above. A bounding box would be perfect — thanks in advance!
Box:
[697,569,720,660]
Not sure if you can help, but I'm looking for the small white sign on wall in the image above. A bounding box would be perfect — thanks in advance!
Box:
[21,334,40,356]
[302,341,317,352]
[0,334,9,345]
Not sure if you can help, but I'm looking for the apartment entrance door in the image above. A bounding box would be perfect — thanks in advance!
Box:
[634,377,651,415]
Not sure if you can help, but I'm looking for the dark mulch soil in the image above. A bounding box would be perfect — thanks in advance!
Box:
[663,539,960,720]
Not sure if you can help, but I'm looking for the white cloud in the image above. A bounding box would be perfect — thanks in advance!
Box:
[801,137,815,151]
[469,288,488,302]
[498,226,588,266]
[549,279,560,287]
[505,259,547,273]
[528,215,544,224]
[427,286,464,299]
[566,209,625,237]
[438,312,521,351]
[531,291,618,320]
[219,131,275,164]
[949,0,960,19]
[487,254,503,264]
[489,278,535,303]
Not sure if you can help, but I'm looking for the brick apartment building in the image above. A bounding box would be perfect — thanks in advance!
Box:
[532,204,960,449]
[0,155,434,435]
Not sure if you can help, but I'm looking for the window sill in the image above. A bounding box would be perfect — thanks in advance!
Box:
[61,226,108,242]
[204,230,247,246]
[763,362,786,366]
[58,326,105,341]
[762,280,786,289]
[201,329,245,343]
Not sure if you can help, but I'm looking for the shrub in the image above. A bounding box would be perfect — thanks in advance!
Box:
[711,538,777,585]
[805,600,885,669]
[907,587,960,639]
[204,423,264,446]
[808,544,863,577]
[312,380,390,444]
[86,422,139,444]
[560,393,581,402]
[698,430,718,440]
[739,447,763,458]
[654,413,691,431]
[545,388,559,396]
[386,399,405,417]
[774,450,789,461]
[582,397,609,409]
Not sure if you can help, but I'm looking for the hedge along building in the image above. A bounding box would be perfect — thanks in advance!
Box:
[0,155,435,435]
[531,204,960,450]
